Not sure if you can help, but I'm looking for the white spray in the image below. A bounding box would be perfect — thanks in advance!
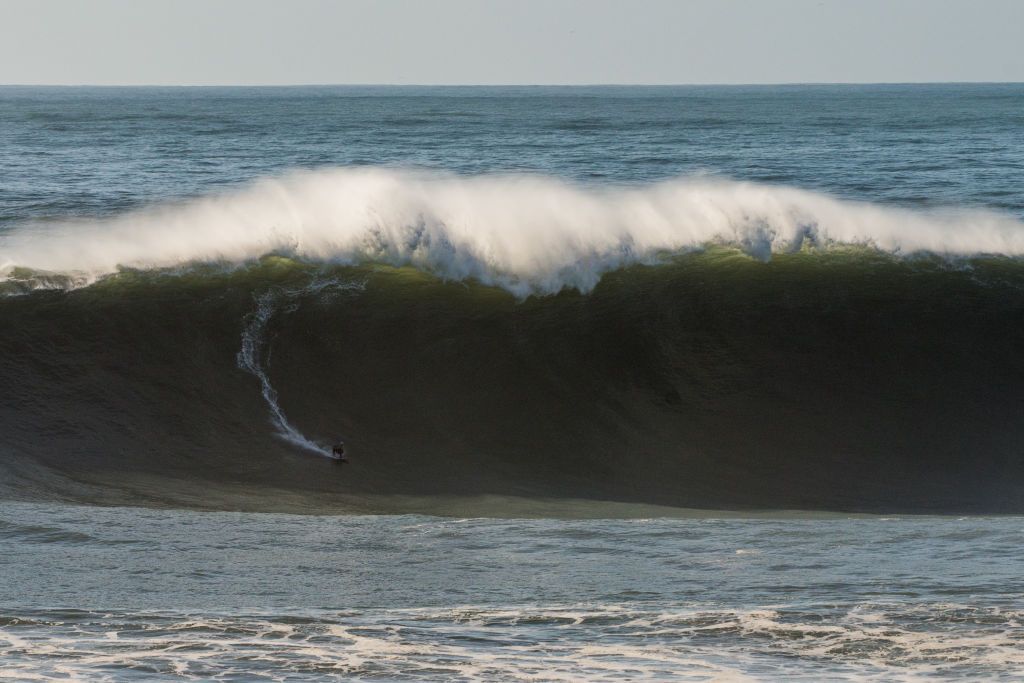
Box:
[2,168,1024,297]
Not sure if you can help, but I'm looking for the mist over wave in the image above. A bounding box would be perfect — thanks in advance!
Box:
[3,168,1024,296]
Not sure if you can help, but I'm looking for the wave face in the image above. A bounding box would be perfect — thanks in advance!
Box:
[2,192,1024,513]
[3,169,1024,296]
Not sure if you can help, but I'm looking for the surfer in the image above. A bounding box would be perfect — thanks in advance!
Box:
[332,442,348,463]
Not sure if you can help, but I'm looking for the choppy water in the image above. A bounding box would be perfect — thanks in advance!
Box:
[3,84,1023,221]
[2,85,1024,678]
[2,503,1023,681]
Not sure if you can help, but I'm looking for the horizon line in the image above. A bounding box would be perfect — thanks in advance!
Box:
[2,80,1023,88]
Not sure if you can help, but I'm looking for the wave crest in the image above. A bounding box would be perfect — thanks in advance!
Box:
[2,168,1024,296]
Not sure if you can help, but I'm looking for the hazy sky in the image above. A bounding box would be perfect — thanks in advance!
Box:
[2,0,1022,85]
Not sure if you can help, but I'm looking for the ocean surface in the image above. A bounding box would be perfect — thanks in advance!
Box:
[1,84,1024,679]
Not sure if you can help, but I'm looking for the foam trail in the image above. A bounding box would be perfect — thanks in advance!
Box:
[237,290,330,457]
[3,168,1024,296]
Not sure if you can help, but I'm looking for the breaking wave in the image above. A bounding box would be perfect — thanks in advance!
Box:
[2,168,1024,296]
[2,170,1024,514]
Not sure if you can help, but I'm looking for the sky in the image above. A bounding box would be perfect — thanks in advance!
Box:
[1,0,1022,86]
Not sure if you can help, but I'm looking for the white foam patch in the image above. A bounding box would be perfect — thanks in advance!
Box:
[2,168,1023,296]
[2,603,1022,681]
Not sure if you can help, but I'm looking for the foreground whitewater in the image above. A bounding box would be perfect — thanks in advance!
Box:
[2,503,1022,681]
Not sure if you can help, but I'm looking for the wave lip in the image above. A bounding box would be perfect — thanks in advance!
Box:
[3,168,1024,296]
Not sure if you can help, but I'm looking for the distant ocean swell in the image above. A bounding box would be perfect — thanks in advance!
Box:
[1,170,1023,513]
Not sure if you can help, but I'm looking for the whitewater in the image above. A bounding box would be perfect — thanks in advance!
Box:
[3,169,1024,297]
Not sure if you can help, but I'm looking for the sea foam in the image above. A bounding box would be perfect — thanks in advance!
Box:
[2,168,1023,296]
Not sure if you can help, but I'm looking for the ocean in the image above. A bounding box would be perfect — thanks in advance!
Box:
[1,84,1023,679]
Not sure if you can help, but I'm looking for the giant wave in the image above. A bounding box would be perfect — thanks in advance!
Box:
[1,171,1024,515]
